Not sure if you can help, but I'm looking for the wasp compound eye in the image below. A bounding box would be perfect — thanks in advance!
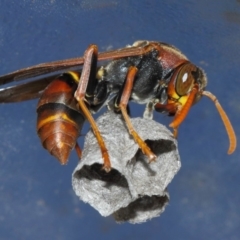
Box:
[175,63,197,96]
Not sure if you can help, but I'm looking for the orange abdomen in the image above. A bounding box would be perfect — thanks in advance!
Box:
[36,73,85,164]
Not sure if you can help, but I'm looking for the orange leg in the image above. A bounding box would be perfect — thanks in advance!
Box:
[172,127,179,138]
[75,142,82,160]
[154,101,179,137]
[118,66,156,162]
[74,45,111,172]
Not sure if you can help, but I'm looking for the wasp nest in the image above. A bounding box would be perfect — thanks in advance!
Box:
[72,111,181,224]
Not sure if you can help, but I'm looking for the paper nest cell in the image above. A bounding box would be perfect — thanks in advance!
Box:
[72,111,181,224]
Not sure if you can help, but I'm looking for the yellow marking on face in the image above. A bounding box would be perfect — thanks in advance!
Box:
[178,95,189,106]
[168,93,189,107]
[170,91,181,100]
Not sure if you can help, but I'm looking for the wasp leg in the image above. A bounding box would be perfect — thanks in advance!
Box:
[117,66,156,162]
[172,127,179,138]
[143,101,154,119]
[154,101,179,138]
[74,45,111,172]
[75,142,82,160]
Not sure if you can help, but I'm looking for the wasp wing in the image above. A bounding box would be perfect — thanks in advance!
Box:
[0,45,146,103]
[0,45,144,86]
[0,58,85,86]
[0,74,59,103]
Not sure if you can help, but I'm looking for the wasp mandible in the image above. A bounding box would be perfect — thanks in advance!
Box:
[0,40,236,171]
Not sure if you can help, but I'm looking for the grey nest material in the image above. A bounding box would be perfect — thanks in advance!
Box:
[72,111,181,224]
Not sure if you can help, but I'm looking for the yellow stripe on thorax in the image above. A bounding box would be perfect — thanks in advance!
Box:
[67,71,80,83]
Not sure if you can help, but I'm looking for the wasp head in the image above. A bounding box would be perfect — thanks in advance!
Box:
[167,63,207,108]
[166,62,236,154]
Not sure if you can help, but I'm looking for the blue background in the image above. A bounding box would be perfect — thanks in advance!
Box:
[0,0,240,239]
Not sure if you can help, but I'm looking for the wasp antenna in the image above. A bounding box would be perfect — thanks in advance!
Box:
[202,91,237,154]
[169,87,198,128]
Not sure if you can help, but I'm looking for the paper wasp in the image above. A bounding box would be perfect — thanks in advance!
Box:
[0,40,236,171]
